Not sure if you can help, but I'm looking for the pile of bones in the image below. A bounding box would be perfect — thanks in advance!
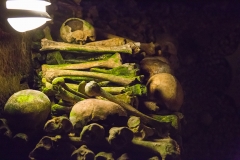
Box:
[1,18,184,160]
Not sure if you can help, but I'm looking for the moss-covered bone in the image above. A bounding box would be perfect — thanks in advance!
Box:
[51,104,72,116]
[4,89,51,131]
[123,84,147,96]
[42,52,122,70]
[90,63,140,76]
[42,69,143,86]
[84,81,169,137]
[149,114,181,131]
[59,76,98,83]
[52,77,89,99]
[67,83,147,96]
[42,81,84,104]
[64,53,112,64]
[40,39,139,54]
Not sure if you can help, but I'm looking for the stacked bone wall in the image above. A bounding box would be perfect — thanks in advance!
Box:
[0,0,239,159]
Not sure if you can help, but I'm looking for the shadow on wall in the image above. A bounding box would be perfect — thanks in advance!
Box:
[226,44,240,110]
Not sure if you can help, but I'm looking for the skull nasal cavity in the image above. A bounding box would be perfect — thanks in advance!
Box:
[66,20,83,31]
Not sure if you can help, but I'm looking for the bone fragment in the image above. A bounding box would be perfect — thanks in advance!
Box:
[52,77,89,99]
[43,69,143,86]
[42,52,122,70]
[51,104,72,116]
[41,39,140,54]
[42,81,84,103]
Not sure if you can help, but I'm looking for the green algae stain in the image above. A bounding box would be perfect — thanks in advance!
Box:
[17,95,34,103]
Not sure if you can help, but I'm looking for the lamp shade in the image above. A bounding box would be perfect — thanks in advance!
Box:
[6,0,51,32]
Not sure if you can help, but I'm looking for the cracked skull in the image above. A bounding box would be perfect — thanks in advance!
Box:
[60,18,96,44]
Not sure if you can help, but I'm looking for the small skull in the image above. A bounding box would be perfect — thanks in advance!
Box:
[60,18,96,44]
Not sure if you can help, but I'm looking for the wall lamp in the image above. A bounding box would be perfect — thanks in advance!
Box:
[6,0,51,32]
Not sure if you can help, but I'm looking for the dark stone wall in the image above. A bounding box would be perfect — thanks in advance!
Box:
[0,2,32,111]
[0,32,32,102]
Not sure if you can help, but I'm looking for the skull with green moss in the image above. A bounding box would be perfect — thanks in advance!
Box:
[60,18,96,44]
[4,89,51,132]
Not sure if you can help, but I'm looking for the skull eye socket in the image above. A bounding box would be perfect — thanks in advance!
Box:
[66,19,83,32]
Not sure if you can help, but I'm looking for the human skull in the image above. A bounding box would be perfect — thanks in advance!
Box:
[60,18,96,44]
